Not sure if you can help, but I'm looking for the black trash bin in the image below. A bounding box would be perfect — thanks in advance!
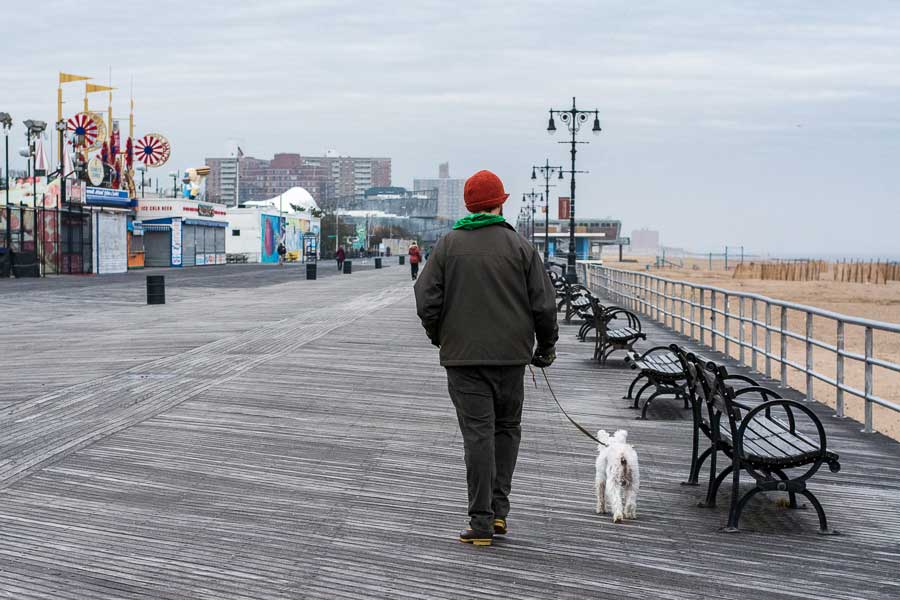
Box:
[399,255,405,265]
[343,260,352,274]
[147,275,166,305]
[306,262,317,280]
[375,257,382,269]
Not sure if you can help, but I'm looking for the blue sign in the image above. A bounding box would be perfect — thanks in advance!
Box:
[85,186,133,208]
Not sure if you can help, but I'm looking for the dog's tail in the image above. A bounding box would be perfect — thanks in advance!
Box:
[596,429,610,451]
[619,454,632,487]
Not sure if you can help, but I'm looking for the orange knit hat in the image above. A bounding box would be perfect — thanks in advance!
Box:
[464,170,509,213]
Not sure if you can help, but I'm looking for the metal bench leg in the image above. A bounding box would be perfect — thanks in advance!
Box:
[624,373,647,401]
[724,483,762,533]
[631,381,653,409]
[699,459,731,509]
[639,390,664,420]
[684,446,712,487]
[799,490,838,535]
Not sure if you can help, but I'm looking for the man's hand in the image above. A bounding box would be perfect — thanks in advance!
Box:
[531,346,556,368]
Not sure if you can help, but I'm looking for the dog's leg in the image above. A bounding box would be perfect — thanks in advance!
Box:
[625,487,637,519]
[595,479,606,514]
[608,484,625,523]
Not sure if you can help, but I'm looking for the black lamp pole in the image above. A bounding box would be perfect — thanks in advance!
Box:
[547,97,601,283]
[531,159,563,264]
[522,189,540,247]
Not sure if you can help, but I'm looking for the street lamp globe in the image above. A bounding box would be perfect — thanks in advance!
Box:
[547,114,556,134]
[592,115,602,134]
[531,167,537,180]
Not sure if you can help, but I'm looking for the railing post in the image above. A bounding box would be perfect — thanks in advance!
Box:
[680,283,686,334]
[690,286,696,339]
[805,311,814,402]
[738,296,745,364]
[780,306,788,387]
[723,294,731,357]
[764,303,772,377]
[751,299,758,371]
[699,289,706,346]
[863,327,874,433]
[664,280,669,328]
[835,321,845,418]
[710,290,717,352]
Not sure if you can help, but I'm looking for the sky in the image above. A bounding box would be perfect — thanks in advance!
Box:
[5,0,900,256]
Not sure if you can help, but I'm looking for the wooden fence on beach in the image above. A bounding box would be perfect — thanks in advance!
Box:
[733,259,900,284]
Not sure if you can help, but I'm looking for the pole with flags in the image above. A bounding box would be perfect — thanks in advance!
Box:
[58,72,90,166]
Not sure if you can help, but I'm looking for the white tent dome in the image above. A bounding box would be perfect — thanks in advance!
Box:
[244,187,319,212]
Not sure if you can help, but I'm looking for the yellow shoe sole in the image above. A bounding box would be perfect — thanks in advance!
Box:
[459,537,492,546]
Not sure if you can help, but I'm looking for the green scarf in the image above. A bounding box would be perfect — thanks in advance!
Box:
[453,213,506,230]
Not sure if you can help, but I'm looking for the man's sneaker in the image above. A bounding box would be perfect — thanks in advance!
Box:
[459,529,493,546]
[493,518,507,536]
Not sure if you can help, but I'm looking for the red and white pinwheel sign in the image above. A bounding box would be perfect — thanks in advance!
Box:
[134,133,171,168]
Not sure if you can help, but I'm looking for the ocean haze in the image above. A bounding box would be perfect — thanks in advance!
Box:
[4,0,899,255]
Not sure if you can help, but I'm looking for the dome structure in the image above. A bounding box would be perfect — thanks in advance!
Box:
[243,187,319,212]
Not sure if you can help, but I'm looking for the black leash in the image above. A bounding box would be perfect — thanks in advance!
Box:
[529,365,607,447]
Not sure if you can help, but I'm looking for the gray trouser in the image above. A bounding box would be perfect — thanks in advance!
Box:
[446,365,525,533]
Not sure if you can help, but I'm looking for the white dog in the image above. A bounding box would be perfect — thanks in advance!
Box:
[594,429,640,523]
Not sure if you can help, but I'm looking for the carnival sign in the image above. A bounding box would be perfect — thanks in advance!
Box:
[87,157,105,186]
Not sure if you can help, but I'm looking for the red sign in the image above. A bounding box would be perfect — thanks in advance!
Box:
[558,197,570,220]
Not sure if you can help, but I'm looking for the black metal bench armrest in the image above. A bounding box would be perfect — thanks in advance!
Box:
[735,399,830,466]
[600,308,642,330]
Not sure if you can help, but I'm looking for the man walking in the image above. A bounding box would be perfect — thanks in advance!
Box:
[414,170,558,546]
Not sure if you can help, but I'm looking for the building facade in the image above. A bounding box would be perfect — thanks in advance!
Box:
[530,218,627,261]
[206,152,391,207]
[414,162,465,222]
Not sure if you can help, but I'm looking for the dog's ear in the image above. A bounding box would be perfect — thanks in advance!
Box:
[613,430,628,443]
[596,430,610,443]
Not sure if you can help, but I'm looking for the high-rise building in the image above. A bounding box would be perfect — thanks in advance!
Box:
[206,157,238,206]
[206,152,391,207]
[414,163,465,222]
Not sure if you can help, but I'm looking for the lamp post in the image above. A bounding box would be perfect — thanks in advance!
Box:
[547,97,601,283]
[23,119,47,277]
[1,113,11,253]
[532,159,564,264]
[136,165,146,198]
[522,189,541,247]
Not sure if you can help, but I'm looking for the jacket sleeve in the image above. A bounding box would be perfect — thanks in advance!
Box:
[527,249,559,352]
[414,241,444,345]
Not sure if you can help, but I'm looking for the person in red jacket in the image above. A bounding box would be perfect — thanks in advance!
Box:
[408,242,422,280]
[336,245,346,272]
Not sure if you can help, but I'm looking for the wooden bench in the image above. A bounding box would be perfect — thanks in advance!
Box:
[623,346,689,419]
[591,300,646,365]
[674,346,841,534]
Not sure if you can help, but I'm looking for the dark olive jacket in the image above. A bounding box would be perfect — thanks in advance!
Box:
[413,222,558,366]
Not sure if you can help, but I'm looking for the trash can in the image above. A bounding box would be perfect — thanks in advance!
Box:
[147,275,166,305]
[306,262,317,280]
[375,257,382,269]
[399,255,405,265]
[343,260,352,274]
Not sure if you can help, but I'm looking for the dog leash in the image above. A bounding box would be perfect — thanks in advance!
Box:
[529,365,607,447]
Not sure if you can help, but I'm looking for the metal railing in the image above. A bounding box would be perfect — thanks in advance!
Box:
[583,264,900,434]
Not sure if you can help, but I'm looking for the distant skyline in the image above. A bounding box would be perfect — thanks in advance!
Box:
[5,0,899,255]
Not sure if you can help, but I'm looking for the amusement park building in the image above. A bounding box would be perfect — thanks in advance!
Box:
[413,162,466,222]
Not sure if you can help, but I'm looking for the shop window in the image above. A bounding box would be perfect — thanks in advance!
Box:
[232,229,241,236]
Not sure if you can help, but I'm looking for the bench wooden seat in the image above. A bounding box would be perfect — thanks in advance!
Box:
[591,301,647,365]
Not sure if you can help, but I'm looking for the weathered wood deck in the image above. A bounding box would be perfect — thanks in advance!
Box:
[0,263,898,599]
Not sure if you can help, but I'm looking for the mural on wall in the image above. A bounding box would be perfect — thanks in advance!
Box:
[260,214,281,263]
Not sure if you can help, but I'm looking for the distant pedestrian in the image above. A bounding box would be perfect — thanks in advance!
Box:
[408,242,421,280]
[277,241,286,266]
[336,245,346,271]
[414,169,558,546]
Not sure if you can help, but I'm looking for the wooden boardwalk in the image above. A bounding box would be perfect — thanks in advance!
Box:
[0,263,898,599]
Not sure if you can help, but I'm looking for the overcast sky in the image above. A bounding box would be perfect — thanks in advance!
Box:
[6,1,899,255]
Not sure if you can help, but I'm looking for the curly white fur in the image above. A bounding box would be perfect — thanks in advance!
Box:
[594,429,640,523]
